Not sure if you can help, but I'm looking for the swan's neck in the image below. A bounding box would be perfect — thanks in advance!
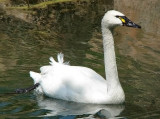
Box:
[102,26,120,88]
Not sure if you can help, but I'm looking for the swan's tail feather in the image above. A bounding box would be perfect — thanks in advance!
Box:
[57,53,70,65]
[49,53,70,65]
[49,57,56,65]
[30,71,41,84]
[57,53,64,64]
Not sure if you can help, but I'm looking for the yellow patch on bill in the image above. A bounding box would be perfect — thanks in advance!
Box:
[120,17,125,23]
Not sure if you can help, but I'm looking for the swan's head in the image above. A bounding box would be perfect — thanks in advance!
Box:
[102,10,141,29]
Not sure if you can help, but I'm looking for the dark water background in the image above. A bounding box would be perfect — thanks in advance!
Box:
[0,0,160,118]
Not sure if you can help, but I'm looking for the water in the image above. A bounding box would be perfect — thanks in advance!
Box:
[0,0,160,118]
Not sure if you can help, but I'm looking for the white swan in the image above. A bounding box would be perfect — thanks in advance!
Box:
[30,10,141,104]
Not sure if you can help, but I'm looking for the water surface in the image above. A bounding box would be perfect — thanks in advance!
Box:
[0,0,160,118]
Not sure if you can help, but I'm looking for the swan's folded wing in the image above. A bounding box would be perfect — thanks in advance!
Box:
[72,66,105,81]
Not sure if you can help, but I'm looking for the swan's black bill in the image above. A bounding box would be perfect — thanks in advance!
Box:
[116,16,141,28]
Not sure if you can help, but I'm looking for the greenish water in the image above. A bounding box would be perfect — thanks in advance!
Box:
[0,0,160,118]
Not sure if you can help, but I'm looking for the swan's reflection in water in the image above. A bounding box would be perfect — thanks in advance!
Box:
[36,96,125,118]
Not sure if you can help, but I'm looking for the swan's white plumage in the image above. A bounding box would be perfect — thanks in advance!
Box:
[29,10,138,104]
[30,53,124,104]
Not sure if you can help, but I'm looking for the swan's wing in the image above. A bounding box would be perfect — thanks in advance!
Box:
[74,66,105,81]
[40,61,104,81]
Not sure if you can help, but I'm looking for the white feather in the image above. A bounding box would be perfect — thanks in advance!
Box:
[49,57,56,65]
[57,53,64,64]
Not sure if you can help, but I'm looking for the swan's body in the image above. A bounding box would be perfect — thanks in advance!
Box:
[30,54,124,104]
[30,10,141,104]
